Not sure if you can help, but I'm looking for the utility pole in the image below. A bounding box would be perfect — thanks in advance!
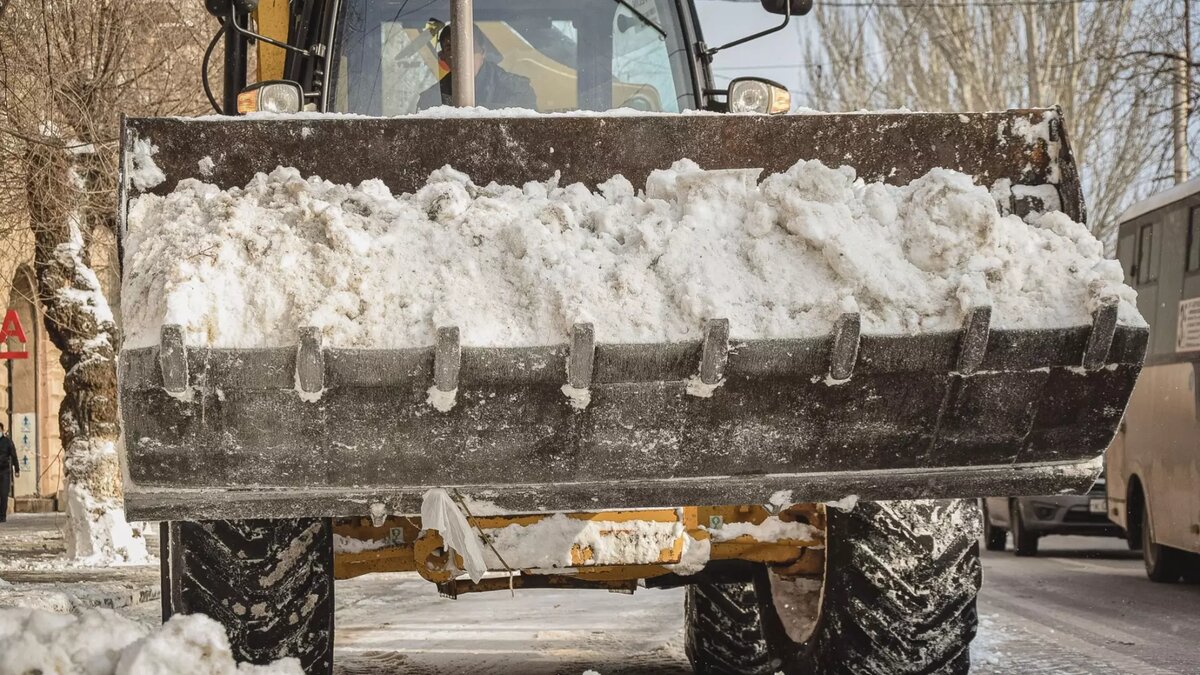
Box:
[1025,5,1040,106]
[451,0,476,107]
[1174,0,1192,184]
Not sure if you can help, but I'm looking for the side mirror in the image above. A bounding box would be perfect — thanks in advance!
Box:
[237,80,304,114]
[704,0,808,60]
[727,78,791,114]
[761,0,813,16]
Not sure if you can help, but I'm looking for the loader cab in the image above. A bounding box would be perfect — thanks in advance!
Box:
[333,0,695,114]
[206,0,802,116]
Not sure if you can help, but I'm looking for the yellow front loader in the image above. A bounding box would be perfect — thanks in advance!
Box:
[120,0,1144,673]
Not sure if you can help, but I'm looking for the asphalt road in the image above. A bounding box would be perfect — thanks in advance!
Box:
[335,535,1200,674]
[974,535,1200,674]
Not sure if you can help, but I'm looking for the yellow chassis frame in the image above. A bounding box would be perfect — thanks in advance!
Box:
[333,504,826,593]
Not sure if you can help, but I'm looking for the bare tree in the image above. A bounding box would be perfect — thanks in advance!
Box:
[1,0,210,560]
[803,1,1187,245]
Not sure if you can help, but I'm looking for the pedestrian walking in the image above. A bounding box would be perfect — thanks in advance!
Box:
[1,421,19,523]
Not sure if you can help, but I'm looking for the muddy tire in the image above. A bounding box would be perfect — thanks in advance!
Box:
[685,577,776,675]
[162,518,334,674]
[684,500,981,675]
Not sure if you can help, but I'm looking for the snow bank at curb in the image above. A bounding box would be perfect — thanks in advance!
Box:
[0,607,301,675]
[123,159,1140,350]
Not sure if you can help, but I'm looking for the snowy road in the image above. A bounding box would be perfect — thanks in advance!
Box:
[334,574,689,675]
[334,536,1200,674]
[5,515,1199,673]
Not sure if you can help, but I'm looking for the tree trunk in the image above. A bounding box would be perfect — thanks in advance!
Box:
[24,140,146,563]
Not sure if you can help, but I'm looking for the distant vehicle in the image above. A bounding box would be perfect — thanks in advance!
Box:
[981,477,1122,556]
[1108,175,1200,583]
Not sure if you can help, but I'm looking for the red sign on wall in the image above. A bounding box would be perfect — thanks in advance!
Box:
[1,309,29,359]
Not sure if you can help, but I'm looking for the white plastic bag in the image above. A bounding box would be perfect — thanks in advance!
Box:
[420,488,489,582]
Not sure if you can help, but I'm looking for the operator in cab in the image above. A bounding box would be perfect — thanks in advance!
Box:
[418,23,537,111]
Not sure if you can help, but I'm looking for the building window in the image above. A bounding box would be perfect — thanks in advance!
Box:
[1189,207,1200,273]
[1137,223,1157,284]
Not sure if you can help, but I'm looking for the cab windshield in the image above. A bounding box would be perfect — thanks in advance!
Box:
[331,0,695,114]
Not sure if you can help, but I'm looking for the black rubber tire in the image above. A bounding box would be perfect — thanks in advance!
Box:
[685,577,776,675]
[685,500,981,675]
[1010,501,1039,557]
[1181,555,1200,584]
[162,518,334,674]
[982,503,1007,552]
[1141,506,1185,584]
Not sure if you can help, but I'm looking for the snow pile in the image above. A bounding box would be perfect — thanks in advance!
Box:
[126,139,167,193]
[332,534,388,554]
[668,534,711,576]
[480,514,684,571]
[705,516,821,543]
[825,494,860,512]
[61,441,150,566]
[123,159,1140,350]
[0,608,301,675]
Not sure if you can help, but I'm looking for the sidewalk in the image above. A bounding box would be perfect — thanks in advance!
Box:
[0,513,161,624]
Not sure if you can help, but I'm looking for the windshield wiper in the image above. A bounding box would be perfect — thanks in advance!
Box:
[613,0,666,37]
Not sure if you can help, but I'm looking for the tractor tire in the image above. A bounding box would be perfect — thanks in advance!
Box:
[162,518,334,674]
[685,500,981,675]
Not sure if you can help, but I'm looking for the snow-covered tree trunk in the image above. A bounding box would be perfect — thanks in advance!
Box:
[24,140,147,563]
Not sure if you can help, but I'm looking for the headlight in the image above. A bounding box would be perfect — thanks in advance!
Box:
[727,78,791,115]
[237,81,304,114]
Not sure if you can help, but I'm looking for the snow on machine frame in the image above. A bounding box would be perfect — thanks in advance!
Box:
[119,0,1145,673]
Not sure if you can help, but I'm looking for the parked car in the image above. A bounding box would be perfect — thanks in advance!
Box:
[982,477,1123,556]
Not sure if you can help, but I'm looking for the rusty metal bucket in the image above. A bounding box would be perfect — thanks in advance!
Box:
[116,110,1142,520]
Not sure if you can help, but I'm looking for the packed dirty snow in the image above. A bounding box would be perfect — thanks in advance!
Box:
[0,607,301,675]
[705,516,821,543]
[333,534,389,554]
[479,513,685,571]
[122,158,1141,349]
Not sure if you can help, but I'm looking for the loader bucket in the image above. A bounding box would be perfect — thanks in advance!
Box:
[116,109,1144,521]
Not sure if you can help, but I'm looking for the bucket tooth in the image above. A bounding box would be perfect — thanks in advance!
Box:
[296,327,324,395]
[158,324,188,394]
[700,319,730,385]
[829,313,861,381]
[956,306,992,376]
[1083,300,1118,371]
[434,326,462,393]
[567,322,595,390]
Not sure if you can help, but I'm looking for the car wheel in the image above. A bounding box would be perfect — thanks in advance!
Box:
[982,504,1006,552]
[1142,506,1185,583]
[1010,501,1038,557]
